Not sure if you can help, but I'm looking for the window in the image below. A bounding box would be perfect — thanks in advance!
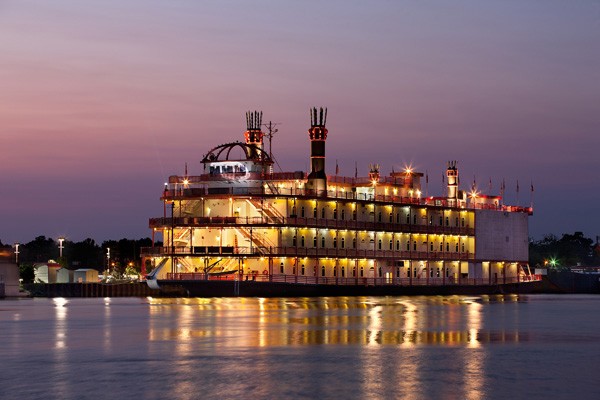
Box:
[389,239,393,250]
[396,240,400,250]
[439,242,443,251]
[341,209,345,220]
[455,243,459,252]
[313,236,317,247]
[413,241,417,251]
[301,264,305,275]
[461,243,465,252]
[321,208,325,218]
[378,239,382,250]
[333,209,337,219]
[439,216,443,225]
[413,214,417,224]
[280,263,284,274]
[333,237,337,248]
[301,206,305,217]
[341,267,345,277]
[389,213,393,223]
[301,236,305,247]
[353,237,356,248]
[321,266,325,276]
[291,205,296,216]
[446,242,450,252]
[396,267,400,278]
[321,237,325,248]
[352,209,357,220]
[333,267,337,277]
[455,217,459,226]
[378,211,382,222]
[406,213,410,224]
[445,216,449,226]
[313,207,317,218]
[461,218,465,227]
[360,266,364,277]
[341,238,345,249]
[407,241,410,251]
[378,267,382,277]
[429,215,433,225]
[292,235,297,246]
[430,268,434,278]
[353,267,356,277]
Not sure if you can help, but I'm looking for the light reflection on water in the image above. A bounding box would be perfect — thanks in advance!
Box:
[147,296,517,346]
[1,295,600,400]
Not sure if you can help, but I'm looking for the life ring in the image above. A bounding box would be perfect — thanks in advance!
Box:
[262,269,268,275]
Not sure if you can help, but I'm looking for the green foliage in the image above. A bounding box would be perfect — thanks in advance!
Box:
[19,263,35,284]
[530,232,599,268]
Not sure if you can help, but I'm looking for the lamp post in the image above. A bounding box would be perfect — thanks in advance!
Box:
[14,243,20,264]
[58,237,65,259]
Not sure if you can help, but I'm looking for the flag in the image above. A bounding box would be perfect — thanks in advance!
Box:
[471,175,476,191]
[489,177,492,192]
[531,181,534,192]
[426,170,429,184]
[335,160,339,175]
[355,162,358,179]
[442,172,445,184]
[516,180,520,193]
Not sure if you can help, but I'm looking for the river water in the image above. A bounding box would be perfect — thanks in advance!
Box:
[1,295,599,400]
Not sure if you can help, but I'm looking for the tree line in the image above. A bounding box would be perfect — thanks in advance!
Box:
[529,232,600,268]
[0,236,161,283]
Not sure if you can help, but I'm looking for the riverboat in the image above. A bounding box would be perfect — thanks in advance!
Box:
[143,108,541,297]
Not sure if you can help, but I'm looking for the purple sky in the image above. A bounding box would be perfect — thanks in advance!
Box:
[1,0,599,243]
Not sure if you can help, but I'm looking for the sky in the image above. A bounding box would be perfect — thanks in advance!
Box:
[1,0,599,244]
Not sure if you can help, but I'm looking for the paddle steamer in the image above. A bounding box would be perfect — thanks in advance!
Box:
[143,108,539,296]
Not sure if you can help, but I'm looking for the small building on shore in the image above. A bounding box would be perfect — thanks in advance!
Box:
[57,268,74,283]
[34,261,62,283]
[0,249,22,298]
[74,269,99,283]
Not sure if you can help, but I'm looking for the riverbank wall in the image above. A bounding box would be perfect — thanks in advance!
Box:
[24,282,159,298]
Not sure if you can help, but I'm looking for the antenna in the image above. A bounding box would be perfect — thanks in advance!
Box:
[263,120,281,159]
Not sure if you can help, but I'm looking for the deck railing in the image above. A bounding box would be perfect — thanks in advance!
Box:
[142,246,475,261]
[164,273,542,286]
[149,216,475,236]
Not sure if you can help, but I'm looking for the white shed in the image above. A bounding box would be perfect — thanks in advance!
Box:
[56,268,74,283]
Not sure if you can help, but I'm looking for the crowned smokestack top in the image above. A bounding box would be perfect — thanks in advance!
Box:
[306,107,329,195]
[246,111,263,131]
[447,160,459,202]
[310,107,327,128]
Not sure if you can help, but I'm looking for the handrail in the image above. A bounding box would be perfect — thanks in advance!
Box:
[149,216,476,236]
[164,273,543,286]
[141,245,475,260]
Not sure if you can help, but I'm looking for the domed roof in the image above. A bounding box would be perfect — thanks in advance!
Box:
[201,141,273,164]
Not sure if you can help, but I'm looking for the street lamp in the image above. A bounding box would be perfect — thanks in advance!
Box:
[58,237,65,259]
[13,243,19,264]
[106,247,111,272]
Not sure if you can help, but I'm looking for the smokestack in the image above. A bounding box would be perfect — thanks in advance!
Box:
[447,160,459,205]
[244,110,264,159]
[306,107,328,195]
